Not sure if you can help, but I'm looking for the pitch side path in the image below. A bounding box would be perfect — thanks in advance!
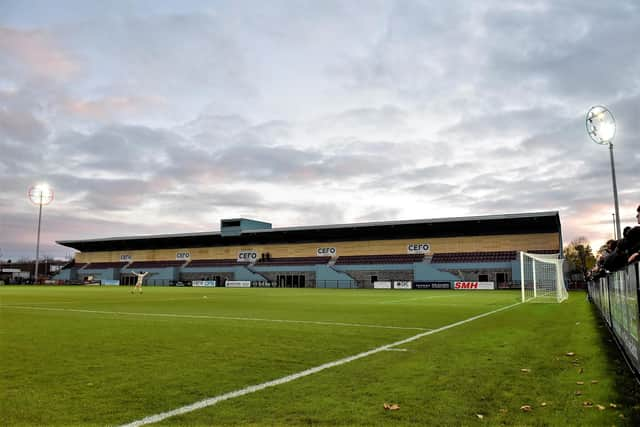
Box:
[1,287,639,426]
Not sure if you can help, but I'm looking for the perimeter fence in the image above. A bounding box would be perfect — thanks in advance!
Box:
[588,261,640,379]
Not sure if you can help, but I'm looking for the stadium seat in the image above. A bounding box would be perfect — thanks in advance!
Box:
[127,260,187,269]
[430,251,518,263]
[334,254,424,265]
[186,259,250,267]
[255,256,331,266]
[83,262,129,269]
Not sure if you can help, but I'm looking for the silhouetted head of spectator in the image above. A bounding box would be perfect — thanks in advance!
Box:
[623,226,632,238]
[636,204,640,224]
[606,239,617,251]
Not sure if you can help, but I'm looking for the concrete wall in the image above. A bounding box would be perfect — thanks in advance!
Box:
[431,261,516,283]
[123,267,180,285]
[77,267,120,281]
[58,256,547,287]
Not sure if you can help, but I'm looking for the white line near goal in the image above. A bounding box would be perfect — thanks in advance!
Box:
[119,301,522,427]
[2,305,428,331]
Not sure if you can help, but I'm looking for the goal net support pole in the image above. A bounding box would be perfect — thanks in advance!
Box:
[520,251,525,303]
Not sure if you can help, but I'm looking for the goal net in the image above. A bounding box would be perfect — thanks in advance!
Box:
[520,252,568,303]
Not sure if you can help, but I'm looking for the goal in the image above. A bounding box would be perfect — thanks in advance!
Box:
[520,252,568,303]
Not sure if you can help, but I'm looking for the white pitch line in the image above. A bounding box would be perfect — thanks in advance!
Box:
[119,301,522,427]
[1,305,427,331]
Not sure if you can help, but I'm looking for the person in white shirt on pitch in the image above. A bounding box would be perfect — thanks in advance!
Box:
[131,271,148,294]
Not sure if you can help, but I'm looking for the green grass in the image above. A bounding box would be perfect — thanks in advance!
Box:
[0,286,638,426]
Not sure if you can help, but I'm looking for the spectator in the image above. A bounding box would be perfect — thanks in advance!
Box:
[601,205,640,271]
[626,205,640,264]
[591,239,617,279]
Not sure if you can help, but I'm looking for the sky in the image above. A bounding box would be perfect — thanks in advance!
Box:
[0,0,638,261]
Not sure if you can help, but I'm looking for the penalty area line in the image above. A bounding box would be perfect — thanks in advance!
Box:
[119,301,522,427]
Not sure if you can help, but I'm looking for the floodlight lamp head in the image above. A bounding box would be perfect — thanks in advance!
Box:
[28,183,54,205]
[586,105,616,145]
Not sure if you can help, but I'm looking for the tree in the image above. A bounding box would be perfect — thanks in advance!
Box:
[564,237,597,281]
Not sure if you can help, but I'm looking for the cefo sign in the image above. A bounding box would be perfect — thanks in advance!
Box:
[407,243,430,254]
[237,250,258,262]
[454,281,495,290]
[176,251,190,260]
[120,254,132,261]
[317,247,336,256]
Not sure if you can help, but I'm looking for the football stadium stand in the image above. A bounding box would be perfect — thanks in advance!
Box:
[53,211,563,289]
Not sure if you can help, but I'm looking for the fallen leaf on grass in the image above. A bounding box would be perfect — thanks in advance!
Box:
[520,405,532,412]
[591,380,599,384]
[596,404,606,411]
[520,368,531,373]
[476,414,484,420]
[575,390,582,396]
[566,352,576,357]
[619,414,625,419]
[583,401,593,407]
[540,402,547,407]
[578,367,584,374]
[383,403,400,411]
[609,403,618,408]
[576,381,584,385]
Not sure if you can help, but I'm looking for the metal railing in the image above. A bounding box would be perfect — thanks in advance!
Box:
[587,261,640,378]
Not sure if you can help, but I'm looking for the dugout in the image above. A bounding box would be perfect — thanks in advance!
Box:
[54,211,562,288]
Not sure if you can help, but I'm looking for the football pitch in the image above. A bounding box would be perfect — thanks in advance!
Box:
[1,287,639,426]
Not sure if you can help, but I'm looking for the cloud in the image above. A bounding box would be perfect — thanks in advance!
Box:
[0,107,49,144]
[1,1,639,260]
[63,95,167,120]
[0,27,79,81]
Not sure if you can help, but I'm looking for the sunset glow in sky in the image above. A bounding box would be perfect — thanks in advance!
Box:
[1,0,639,260]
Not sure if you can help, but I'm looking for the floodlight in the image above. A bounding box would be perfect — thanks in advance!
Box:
[28,183,54,283]
[586,105,616,144]
[28,183,54,205]
[585,106,620,239]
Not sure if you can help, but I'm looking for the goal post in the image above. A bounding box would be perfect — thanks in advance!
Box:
[520,252,568,303]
